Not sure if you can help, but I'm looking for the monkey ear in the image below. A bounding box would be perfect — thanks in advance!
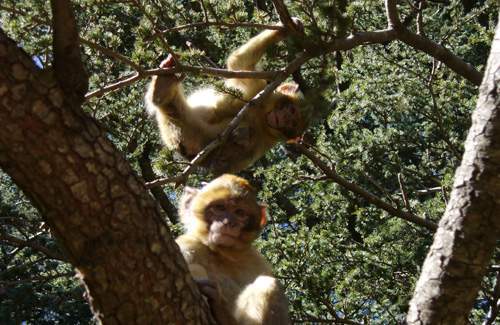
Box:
[259,205,267,227]
[181,186,199,211]
[277,83,300,95]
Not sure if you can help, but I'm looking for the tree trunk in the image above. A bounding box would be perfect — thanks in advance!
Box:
[406,19,500,324]
[0,28,214,324]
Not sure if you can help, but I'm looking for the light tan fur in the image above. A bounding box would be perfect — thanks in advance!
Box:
[145,25,310,174]
[176,175,290,325]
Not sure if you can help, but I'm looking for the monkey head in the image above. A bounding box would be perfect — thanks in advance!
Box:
[266,82,312,140]
[180,174,266,250]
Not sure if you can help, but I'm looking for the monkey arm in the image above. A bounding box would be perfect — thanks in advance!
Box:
[146,75,188,117]
[226,29,285,71]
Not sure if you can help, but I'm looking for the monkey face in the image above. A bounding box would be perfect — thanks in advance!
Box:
[266,101,303,139]
[205,198,254,248]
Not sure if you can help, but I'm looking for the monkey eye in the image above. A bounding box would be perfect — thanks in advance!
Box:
[212,203,226,211]
[234,209,249,223]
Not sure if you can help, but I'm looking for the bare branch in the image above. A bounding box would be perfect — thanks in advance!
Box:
[85,72,141,100]
[326,29,398,51]
[0,231,64,261]
[156,21,284,38]
[50,0,88,100]
[80,38,144,72]
[384,0,482,85]
[85,67,279,100]
[293,143,438,231]
[271,0,303,36]
[398,173,411,212]
[483,270,500,325]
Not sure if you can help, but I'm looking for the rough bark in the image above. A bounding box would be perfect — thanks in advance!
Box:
[406,20,500,325]
[0,29,214,324]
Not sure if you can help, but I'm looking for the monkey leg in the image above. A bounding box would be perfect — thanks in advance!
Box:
[234,276,289,325]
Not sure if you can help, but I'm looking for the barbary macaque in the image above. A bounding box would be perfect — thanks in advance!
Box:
[176,174,290,325]
[145,19,310,174]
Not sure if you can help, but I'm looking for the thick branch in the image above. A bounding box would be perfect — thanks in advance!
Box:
[50,0,88,100]
[407,19,500,324]
[293,143,438,231]
[0,27,215,324]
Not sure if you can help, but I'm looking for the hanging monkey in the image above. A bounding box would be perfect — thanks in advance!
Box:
[176,174,290,324]
[145,19,310,174]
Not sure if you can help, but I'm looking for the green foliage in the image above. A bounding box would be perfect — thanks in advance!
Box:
[0,0,498,323]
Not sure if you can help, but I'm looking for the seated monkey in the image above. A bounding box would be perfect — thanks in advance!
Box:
[176,174,290,324]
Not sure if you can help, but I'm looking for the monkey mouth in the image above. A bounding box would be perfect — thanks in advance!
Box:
[210,232,239,246]
[266,111,280,129]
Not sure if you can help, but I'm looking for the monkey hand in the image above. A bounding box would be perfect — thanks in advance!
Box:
[159,54,185,81]
[159,54,177,69]
[195,279,237,325]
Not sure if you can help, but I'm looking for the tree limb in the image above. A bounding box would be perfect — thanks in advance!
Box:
[407,18,500,324]
[384,0,483,85]
[85,67,278,100]
[0,231,65,261]
[293,143,438,231]
[0,26,215,324]
[50,0,88,101]
[271,0,303,37]
[155,21,284,38]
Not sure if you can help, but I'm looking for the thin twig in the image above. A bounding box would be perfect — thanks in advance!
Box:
[80,38,144,72]
[398,172,411,212]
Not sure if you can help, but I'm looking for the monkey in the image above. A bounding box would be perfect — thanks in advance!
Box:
[176,174,290,325]
[145,19,311,174]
